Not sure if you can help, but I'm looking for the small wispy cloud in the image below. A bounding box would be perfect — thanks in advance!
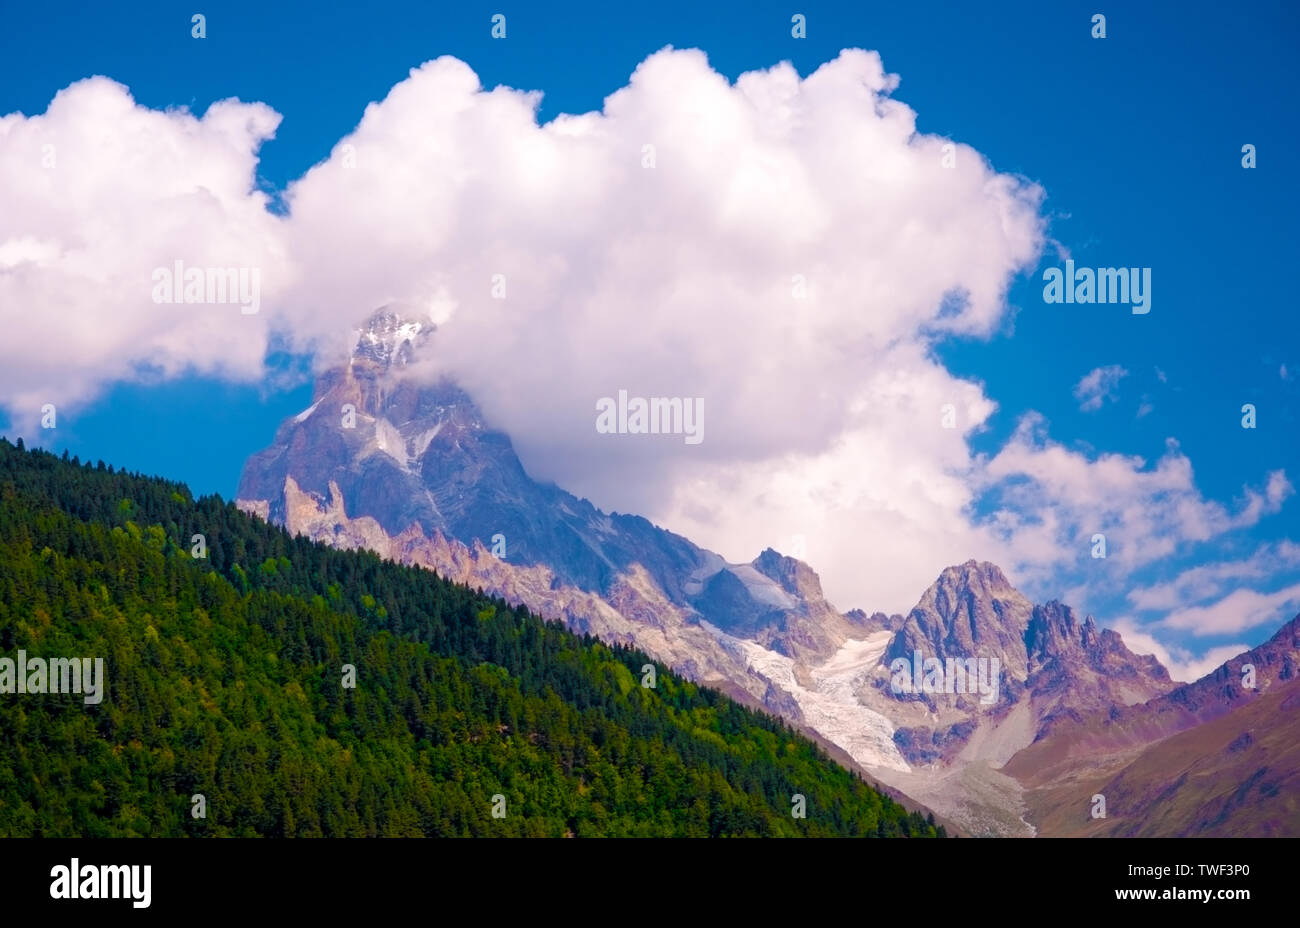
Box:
[1111,618,1251,683]
[1073,364,1128,412]
[1161,581,1300,636]
[1127,540,1300,612]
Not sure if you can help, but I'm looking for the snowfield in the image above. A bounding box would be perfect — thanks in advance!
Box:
[709,626,910,773]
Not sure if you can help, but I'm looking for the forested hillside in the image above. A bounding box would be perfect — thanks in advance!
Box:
[0,439,942,837]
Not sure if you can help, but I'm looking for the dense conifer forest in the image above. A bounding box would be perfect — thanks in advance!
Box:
[0,438,943,837]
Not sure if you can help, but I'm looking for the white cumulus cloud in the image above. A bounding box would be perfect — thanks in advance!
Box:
[0,50,1294,629]
[0,77,289,428]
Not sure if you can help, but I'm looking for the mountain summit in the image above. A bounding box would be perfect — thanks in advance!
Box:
[240,308,875,658]
[886,561,1035,679]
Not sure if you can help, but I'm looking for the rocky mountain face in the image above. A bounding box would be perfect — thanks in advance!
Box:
[1023,601,1173,737]
[886,561,1035,680]
[835,561,1175,836]
[237,307,1287,837]
[872,564,1172,753]
[239,309,868,665]
[1005,615,1300,837]
[1008,614,1300,780]
[240,311,704,601]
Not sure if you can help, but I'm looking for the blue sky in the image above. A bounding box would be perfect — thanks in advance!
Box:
[1,0,1297,678]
